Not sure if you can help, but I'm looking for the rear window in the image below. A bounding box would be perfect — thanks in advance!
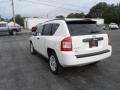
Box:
[67,21,105,36]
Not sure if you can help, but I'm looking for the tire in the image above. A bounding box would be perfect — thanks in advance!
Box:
[49,52,63,74]
[30,42,36,55]
[11,30,17,35]
[9,32,12,35]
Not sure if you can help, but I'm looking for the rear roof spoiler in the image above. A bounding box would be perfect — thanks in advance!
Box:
[45,18,96,24]
[66,20,96,24]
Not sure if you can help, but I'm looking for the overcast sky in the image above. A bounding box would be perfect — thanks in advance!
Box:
[0,0,120,19]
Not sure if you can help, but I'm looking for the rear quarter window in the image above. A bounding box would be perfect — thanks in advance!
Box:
[42,24,52,35]
[51,24,59,35]
[67,21,105,36]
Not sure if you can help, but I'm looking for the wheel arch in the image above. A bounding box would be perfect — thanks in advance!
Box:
[47,48,63,74]
[47,48,57,57]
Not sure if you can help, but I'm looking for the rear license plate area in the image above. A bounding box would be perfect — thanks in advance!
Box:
[89,40,98,48]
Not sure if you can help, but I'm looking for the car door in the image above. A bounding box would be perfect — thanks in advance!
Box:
[32,24,43,51]
[36,24,52,56]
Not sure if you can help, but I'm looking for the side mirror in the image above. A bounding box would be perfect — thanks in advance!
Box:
[32,26,37,32]
[31,26,37,36]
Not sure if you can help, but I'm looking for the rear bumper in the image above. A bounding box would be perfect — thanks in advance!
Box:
[57,45,112,67]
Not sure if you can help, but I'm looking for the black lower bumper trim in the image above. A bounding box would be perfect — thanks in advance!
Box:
[76,49,110,58]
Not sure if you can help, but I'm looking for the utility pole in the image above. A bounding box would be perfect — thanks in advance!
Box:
[11,0,16,26]
[0,16,1,21]
[47,14,48,18]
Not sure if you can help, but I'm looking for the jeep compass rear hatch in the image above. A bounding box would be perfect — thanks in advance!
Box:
[66,20,109,57]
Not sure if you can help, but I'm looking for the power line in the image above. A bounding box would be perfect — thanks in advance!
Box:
[20,0,81,12]
[35,0,83,8]
[19,0,83,9]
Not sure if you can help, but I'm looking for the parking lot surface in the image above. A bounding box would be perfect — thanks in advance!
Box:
[0,31,120,90]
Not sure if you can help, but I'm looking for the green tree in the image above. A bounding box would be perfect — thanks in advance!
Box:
[86,2,109,18]
[67,13,85,18]
[86,2,120,24]
[1,18,5,21]
[56,15,65,18]
[0,16,5,21]
[10,14,24,27]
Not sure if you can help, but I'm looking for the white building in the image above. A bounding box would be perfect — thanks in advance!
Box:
[24,18,104,30]
[24,18,50,30]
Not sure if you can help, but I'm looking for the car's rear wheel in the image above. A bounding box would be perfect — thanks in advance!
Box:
[30,42,36,54]
[49,52,63,74]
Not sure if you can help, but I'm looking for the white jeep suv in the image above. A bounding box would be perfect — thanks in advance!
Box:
[30,19,112,74]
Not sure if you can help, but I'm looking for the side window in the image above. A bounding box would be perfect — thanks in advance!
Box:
[42,24,52,35]
[0,24,6,27]
[37,25,43,34]
[51,24,59,35]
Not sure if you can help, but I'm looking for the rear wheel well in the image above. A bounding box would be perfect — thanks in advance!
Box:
[47,48,63,74]
[47,48,56,57]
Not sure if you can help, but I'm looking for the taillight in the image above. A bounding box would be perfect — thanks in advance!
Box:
[61,37,72,51]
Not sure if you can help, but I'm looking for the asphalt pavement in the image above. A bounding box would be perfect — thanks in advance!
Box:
[0,31,120,90]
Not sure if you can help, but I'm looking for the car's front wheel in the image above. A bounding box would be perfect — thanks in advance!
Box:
[30,42,36,54]
[49,52,63,74]
[12,30,17,35]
